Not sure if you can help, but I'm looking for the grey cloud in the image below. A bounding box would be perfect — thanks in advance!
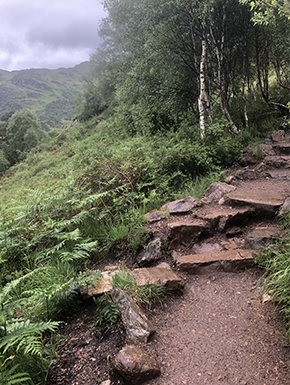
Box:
[0,0,106,71]
[26,19,101,50]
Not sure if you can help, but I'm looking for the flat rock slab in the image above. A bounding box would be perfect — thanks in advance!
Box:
[194,206,254,231]
[144,210,166,222]
[223,180,289,213]
[80,266,184,298]
[263,155,290,168]
[160,196,202,214]
[131,267,184,292]
[168,219,211,249]
[267,169,290,180]
[177,249,254,274]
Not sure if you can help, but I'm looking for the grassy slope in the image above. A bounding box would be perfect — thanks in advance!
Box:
[0,62,90,130]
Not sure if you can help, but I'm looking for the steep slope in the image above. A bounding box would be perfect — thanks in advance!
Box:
[0,62,90,129]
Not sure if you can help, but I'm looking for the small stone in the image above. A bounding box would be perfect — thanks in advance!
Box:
[114,345,160,384]
[240,156,257,167]
[262,293,273,303]
[204,182,236,200]
[137,238,162,267]
[144,210,165,223]
[160,196,202,214]
[225,175,236,184]
[271,129,285,142]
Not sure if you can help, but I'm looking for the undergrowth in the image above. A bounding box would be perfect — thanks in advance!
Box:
[255,212,290,338]
[0,112,277,383]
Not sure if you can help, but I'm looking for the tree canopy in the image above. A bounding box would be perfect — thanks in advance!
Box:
[79,0,290,137]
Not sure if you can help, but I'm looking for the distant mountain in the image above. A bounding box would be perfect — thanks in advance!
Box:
[0,62,90,130]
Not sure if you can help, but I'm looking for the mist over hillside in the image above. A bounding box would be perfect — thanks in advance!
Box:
[0,61,90,130]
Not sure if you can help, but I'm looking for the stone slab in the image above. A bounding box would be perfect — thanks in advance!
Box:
[80,271,115,298]
[160,196,202,214]
[267,169,290,180]
[131,267,184,292]
[223,181,288,213]
[80,266,184,298]
[194,206,254,231]
[167,219,211,248]
[263,155,290,168]
[177,249,254,274]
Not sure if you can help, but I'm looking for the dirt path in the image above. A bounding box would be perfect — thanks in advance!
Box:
[146,270,289,385]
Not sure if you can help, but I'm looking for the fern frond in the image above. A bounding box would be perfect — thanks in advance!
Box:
[0,320,59,356]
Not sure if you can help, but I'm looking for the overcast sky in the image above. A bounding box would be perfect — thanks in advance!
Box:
[0,0,107,72]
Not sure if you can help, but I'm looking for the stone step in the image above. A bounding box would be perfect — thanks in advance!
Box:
[167,219,211,249]
[223,180,288,214]
[266,169,290,180]
[193,206,254,232]
[80,265,184,298]
[263,155,290,168]
[273,142,290,155]
[177,249,254,274]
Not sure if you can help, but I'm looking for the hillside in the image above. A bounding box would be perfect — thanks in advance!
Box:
[0,61,90,130]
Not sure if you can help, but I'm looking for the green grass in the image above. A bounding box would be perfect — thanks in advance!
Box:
[255,213,290,339]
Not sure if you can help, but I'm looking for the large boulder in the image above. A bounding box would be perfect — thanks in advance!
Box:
[110,287,155,343]
[114,345,160,384]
